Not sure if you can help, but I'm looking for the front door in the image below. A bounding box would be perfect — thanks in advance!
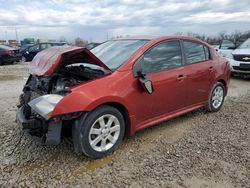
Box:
[133,40,187,125]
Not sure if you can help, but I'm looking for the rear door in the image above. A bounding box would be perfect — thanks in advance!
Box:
[182,40,215,106]
[133,40,187,124]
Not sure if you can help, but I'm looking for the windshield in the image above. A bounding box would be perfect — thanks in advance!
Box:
[238,38,250,49]
[91,40,149,70]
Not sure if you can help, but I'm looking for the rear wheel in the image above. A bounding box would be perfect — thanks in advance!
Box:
[72,105,125,159]
[21,56,26,62]
[206,82,225,112]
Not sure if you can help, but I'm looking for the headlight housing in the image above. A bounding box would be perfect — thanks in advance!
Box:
[28,94,63,120]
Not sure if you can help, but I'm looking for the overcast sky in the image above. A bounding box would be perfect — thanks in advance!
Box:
[0,0,250,42]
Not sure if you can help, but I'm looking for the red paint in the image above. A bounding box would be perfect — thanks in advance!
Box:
[37,36,230,136]
[3,50,14,55]
[29,46,111,76]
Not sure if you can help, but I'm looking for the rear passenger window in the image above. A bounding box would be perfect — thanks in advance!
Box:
[183,41,209,64]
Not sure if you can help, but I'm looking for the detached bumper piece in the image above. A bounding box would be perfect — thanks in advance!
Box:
[16,106,62,145]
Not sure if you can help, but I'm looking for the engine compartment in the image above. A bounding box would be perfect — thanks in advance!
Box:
[18,62,108,121]
[27,63,107,95]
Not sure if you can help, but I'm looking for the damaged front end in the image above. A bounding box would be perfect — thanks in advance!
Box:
[16,46,111,145]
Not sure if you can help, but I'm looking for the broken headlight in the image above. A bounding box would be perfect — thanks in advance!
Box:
[28,94,63,120]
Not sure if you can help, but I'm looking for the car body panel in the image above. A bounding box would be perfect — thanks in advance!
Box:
[22,42,66,62]
[29,46,112,76]
[185,60,215,105]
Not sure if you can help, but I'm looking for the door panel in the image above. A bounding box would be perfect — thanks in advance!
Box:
[182,40,215,105]
[133,67,187,125]
[133,40,187,126]
[185,60,215,105]
[148,67,187,116]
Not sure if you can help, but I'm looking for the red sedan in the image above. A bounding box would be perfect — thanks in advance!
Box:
[17,36,230,158]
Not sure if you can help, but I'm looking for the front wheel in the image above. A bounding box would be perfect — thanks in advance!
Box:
[72,105,125,159]
[206,82,225,112]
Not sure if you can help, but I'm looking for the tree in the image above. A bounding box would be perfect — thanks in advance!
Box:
[74,37,87,47]
[59,36,67,42]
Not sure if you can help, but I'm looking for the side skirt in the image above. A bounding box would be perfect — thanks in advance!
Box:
[134,102,207,133]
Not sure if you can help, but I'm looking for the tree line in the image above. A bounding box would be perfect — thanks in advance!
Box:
[177,30,250,46]
[61,30,250,47]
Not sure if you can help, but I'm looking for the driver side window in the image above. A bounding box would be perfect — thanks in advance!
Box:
[137,40,183,74]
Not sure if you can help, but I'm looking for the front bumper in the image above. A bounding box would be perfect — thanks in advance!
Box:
[16,107,42,129]
[228,59,250,74]
[16,106,62,145]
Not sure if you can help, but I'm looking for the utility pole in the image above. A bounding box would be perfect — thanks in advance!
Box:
[89,36,93,43]
[15,28,18,42]
[5,30,7,43]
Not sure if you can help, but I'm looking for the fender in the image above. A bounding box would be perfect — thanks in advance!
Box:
[51,91,135,117]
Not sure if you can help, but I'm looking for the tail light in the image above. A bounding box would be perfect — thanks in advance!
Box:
[3,50,14,55]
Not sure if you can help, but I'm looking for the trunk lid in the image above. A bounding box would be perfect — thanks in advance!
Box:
[29,46,112,76]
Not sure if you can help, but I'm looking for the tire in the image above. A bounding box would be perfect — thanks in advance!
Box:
[72,105,125,159]
[206,82,225,112]
[21,56,26,62]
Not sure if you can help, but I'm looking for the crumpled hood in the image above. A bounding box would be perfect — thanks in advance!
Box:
[29,45,111,76]
[232,48,250,55]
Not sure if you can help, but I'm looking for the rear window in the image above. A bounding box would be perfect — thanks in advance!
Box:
[183,41,210,64]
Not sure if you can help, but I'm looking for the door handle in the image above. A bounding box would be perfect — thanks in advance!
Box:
[176,75,186,81]
[209,66,214,72]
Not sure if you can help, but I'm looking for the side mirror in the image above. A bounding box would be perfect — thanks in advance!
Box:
[137,70,154,94]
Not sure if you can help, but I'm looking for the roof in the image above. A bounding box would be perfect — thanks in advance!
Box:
[110,35,208,44]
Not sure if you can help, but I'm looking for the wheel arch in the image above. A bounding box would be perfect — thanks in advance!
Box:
[217,79,227,95]
[94,102,131,137]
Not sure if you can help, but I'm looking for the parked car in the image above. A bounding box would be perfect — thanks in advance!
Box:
[216,39,246,57]
[16,36,230,158]
[0,45,22,65]
[217,38,250,75]
[20,44,34,53]
[85,42,101,49]
[21,42,66,62]
[225,38,250,75]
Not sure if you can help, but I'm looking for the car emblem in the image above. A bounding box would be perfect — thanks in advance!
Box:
[243,57,250,60]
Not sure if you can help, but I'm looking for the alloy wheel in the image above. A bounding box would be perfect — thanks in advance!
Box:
[212,86,224,109]
[88,114,121,152]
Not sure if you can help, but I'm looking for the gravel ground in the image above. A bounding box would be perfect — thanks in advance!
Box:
[0,63,249,188]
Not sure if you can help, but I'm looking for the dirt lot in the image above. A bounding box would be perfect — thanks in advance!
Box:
[0,63,249,188]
